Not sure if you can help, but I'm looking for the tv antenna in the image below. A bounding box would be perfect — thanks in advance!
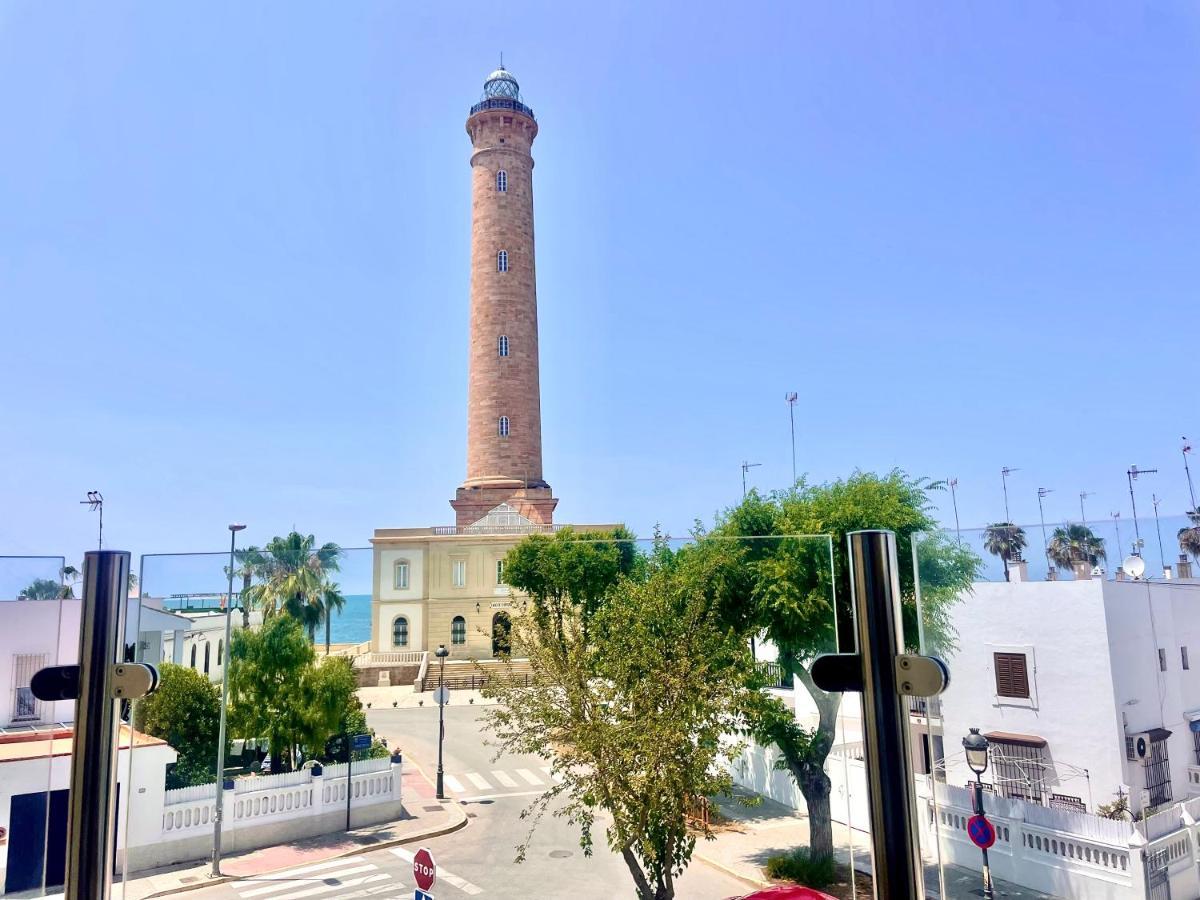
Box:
[741,461,762,498]
[1079,490,1093,523]
[1001,466,1020,523]
[948,478,961,544]
[1127,465,1157,555]
[785,392,799,486]
[80,491,104,550]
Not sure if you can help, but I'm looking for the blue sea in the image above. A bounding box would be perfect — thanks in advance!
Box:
[328,593,372,644]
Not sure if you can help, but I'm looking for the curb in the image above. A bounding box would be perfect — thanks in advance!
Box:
[693,849,771,891]
[137,800,468,898]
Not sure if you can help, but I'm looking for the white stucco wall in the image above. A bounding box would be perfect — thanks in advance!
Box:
[939,579,1126,812]
[375,603,425,654]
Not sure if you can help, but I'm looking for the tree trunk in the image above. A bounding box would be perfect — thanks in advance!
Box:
[619,847,656,900]
[791,760,834,859]
[241,573,251,629]
[325,613,332,657]
[1002,555,1010,582]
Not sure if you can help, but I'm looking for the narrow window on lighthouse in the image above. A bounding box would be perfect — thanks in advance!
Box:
[497,250,508,272]
[496,170,507,192]
[498,335,509,357]
[498,416,510,437]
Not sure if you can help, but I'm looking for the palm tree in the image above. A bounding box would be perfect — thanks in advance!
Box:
[321,586,346,656]
[59,565,80,599]
[1180,525,1200,564]
[227,545,266,628]
[1046,523,1106,574]
[983,523,1027,582]
[19,578,62,600]
[240,533,342,639]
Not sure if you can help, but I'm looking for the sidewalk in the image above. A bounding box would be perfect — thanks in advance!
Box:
[356,684,497,709]
[124,764,467,899]
[694,789,1056,900]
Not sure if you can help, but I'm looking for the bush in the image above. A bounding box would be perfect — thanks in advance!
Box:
[765,848,836,887]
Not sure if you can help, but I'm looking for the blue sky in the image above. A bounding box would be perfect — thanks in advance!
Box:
[2,2,1198,560]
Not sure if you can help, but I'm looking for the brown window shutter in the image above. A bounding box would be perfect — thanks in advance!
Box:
[994,652,1029,698]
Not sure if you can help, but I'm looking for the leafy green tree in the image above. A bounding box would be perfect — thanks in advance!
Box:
[227,616,354,772]
[983,522,1027,581]
[486,532,751,900]
[240,532,342,640]
[1180,525,1200,563]
[323,705,390,763]
[1046,523,1106,572]
[708,471,979,861]
[132,663,222,788]
[59,565,80,598]
[18,578,62,600]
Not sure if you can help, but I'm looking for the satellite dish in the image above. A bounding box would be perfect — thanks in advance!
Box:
[1123,555,1146,579]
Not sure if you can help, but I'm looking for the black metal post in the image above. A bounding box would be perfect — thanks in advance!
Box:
[65,550,130,900]
[436,652,447,799]
[345,732,353,831]
[847,530,924,898]
[973,778,994,899]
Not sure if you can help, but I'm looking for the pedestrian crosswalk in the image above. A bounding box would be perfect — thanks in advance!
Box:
[233,857,392,900]
[442,765,562,798]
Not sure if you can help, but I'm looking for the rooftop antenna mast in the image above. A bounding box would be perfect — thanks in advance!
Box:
[1111,511,1123,565]
[1001,466,1019,523]
[1127,465,1157,556]
[1037,488,1054,576]
[948,478,961,544]
[1184,438,1197,514]
[741,461,762,499]
[1152,494,1166,573]
[80,491,104,550]
[785,392,799,486]
[1079,491,1093,524]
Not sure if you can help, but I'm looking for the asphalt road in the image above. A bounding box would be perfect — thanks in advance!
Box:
[180,702,755,900]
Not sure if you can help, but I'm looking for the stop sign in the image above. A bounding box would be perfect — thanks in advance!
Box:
[413,847,437,891]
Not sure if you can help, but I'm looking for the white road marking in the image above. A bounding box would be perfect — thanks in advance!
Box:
[514,767,544,785]
[238,860,374,897]
[443,773,466,793]
[491,769,518,787]
[266,872,390,900]
[389,847,483,895]
[463,771,492,790]
[457,788,545,803]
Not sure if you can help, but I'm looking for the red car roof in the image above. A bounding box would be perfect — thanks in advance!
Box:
[729,887,839,900]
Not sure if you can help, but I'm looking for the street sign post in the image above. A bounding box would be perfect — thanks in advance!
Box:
[413,847,437,892]
[967,814,996,850]
[346,733,371,831]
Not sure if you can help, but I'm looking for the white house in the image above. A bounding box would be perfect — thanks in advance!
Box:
[936,575,1200,819]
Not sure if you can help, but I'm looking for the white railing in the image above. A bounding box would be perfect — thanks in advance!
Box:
[828,740,864,762]
[359,650,425,666]
[161,759,400,838]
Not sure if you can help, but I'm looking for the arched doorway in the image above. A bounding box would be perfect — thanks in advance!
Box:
[492,611,512,657]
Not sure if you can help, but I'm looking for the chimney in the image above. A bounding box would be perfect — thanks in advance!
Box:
[1179,554,1194,579]
[1009,560,1030,582]
[1071,561,1093,581]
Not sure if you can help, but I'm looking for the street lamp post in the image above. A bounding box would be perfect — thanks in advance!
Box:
[435,644,449,799]
[963,728,994,900]
[212,523,246,878]
[1183,439,1197,514]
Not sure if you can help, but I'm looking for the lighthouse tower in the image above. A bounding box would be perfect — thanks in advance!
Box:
[451,66,558,527]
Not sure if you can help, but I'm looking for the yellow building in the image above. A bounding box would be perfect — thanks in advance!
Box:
[370,504,619,659]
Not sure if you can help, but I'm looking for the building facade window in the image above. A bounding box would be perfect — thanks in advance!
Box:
[1159,648,1167,672]
[1146,737,1173,810]
[451,616,466,646]
[1184,646,1190,670]
[1192,728,1200,765]
[498,335,509,357]
[498,416,510,437]
[190,644,197,668]
[497,250,508,272]
[217,640,223,666]
[988,736,1048,805]
[11,653,46,723]
[203,642,211,675]
[993,652,1030,699]
[392,617,409,647]
[393,560,410,590]
[496,559,506,585]
[496,169,507,192]
[452,559,467,588]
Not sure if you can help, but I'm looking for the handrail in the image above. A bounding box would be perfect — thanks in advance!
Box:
[468,97,536,120]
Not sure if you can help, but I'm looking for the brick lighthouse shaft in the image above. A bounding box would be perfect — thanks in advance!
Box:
[452,68,557,527]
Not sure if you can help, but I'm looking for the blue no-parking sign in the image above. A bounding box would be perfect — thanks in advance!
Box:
[415,890,434,900]
[967,813,996,849]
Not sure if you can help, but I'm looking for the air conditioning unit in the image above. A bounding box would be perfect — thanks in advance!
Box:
[1129,732,1152,761]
